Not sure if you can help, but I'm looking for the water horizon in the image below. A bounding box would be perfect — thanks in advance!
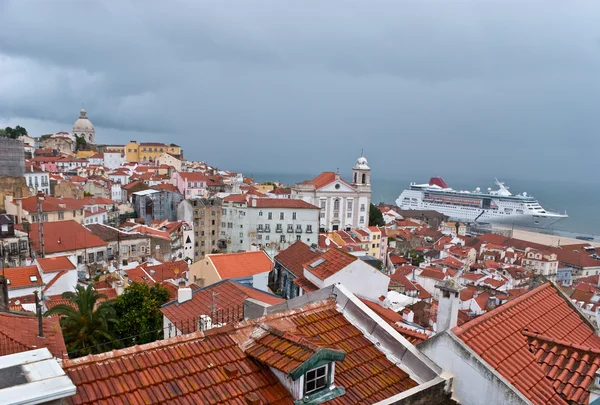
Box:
[251,171,599,237]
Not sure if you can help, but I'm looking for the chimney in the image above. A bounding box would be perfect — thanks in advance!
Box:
[0,276,9,313]
[487,296,497,311]
[34,291,44,338]
[435,279,464,333]
[177,287,192,304]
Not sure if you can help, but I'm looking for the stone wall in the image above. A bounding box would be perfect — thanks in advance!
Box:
[0,176,30,210]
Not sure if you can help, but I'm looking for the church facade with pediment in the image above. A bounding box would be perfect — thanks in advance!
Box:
[291,154,371,232]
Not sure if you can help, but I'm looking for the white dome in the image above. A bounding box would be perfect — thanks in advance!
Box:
[354,154,370,170]
[73,108,94,132]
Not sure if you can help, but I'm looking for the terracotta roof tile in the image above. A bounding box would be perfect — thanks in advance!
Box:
[0,312,66,358]
[275,241,321,277]
[293,276,319,293]
[359,299,429,344]
[161,280,283,333]
[453,283,600,405]
[302,248,357,280]
[27,220,107,254]
[523,330,600,404]
[36,256,76,273]
[251,198,319,210]
[4,265,43,290]
[209,251,273,279]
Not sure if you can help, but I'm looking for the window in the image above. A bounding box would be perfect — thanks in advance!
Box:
[188,181,192,188]
[320,200,326,210]
[221,222,225,228]
[19,241,27,250]
[334,199,340,210]
[347,200,353,211]
[222,209,227,215]
[276,224,282,233]
[306,225,313,233]
[320,212,325,218]
[97,251,104,261]
[212,210,216,216]
[347,212,352,218]
[305,365,328,395]
[287,224,294,233]
[360,216,365,224]
[240,232,244,237]
[257,224,264,232]
[296,235,302,241]
[360,204,365,212]
[259,210,263,217]
[280,212,284,220]
[88,252,95,263]
[268,212,273,220]
[265,235,270,241]
[280,235,286,243]
[296,224,302,233]
[212,220,215,225]
[212,240,215,246]
[265,224,271,232]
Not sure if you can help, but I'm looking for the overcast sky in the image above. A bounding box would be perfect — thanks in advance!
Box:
[1,1,599,182]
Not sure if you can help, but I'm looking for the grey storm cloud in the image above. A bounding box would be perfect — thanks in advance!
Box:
[1,0,600,181]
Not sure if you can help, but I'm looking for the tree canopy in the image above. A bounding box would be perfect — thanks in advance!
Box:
[0,125,28,139]
[45,284,118,358]
[74,134,87,151]
[112,282,171,347]
[369,203,385,227]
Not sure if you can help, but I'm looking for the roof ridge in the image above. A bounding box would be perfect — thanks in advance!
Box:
[453,283,553,336]
[523,329,600,354]
[62,329,208,368]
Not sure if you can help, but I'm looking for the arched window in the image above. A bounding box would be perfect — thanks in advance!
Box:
[362,173,366,184]
[334,199,340,210]
[354,173,357,183]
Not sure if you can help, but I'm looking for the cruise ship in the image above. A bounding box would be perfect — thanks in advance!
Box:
[395,178,567,228]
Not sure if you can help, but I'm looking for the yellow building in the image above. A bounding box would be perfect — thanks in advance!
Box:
[125,141,182,163]
[76,150,96,159]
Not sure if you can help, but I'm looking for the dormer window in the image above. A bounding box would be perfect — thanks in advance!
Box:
[305,364,329,395]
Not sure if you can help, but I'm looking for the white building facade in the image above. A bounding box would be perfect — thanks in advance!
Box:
[24,170,50,195]
[291,154,371,232]
[221,197,320,253]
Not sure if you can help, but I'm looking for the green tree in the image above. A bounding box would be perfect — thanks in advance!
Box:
[45,284,118,358]
[369,203,385,227]
[74,134,87,151]
[1,125,28,139]
[113,282,170,347]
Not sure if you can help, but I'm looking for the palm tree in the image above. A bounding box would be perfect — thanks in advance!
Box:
[45,284,118,358]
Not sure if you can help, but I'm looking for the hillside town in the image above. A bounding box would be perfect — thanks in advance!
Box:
[1,111,600,405]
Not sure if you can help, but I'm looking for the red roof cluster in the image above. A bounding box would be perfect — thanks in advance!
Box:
[4,265,43,290]
[27,221,108,254]
[274,241,321,276]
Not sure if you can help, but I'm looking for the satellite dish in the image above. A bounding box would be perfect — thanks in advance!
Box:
[325,238,331,246]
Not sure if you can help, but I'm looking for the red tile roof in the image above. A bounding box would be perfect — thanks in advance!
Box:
[251,198,319,209]
[359,299,429,344]
[141,260,189,282]
[418,268,446,280]
[294,276,319,293]
[36,256,76,273]
[284,300,418,403]
[209,251,273,279]
[4,265,43,290]
[302,248,357,280]
[275,241,321,276]
[63,297,420,405]
[523,330,600,404]
[304,172,353,190]
[28,220,107,254]
[0,312,67,358]
[223,194,248,203]
[245,326,343,374]
[453,283,600,405]
[161,280,283,333]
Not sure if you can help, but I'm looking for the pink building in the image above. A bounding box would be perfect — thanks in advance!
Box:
[172,172,208,197]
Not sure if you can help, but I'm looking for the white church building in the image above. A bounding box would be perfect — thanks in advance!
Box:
[291,154,371,232]
[72,107,95,144]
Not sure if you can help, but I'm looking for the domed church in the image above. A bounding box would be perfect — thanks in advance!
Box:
[72,107,95,144]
